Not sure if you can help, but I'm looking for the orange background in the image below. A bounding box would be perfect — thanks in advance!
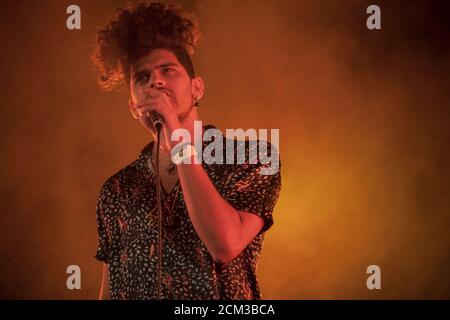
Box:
[0,0,449,299]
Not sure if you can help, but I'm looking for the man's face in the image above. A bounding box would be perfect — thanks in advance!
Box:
[129,48,196,121]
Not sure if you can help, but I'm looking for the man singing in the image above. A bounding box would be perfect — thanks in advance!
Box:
[92,2,281,300]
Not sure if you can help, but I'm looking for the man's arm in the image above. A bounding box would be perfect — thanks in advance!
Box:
[134,90,275,264]
[177,160,265,264]
[99,263,111,300]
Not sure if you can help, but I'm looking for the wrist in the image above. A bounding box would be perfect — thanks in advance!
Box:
[171,143,199,165]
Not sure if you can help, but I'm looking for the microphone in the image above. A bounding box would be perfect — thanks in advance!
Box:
[147,111,163,131]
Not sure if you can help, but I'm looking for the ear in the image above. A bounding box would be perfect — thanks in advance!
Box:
[191,76,205,102]
[128,99,140,119]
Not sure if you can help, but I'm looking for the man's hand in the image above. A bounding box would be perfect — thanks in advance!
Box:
[133,87,182,152]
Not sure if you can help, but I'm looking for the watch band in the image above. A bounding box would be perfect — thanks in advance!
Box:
[171,143,198,165]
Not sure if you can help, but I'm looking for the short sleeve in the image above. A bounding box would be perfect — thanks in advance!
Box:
[222,142,282,235]
[95,182,111,263]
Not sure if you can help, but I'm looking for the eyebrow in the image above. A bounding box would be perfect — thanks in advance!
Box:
[133,63,179,79]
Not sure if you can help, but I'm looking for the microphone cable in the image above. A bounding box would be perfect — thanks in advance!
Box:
[154,125,163,300]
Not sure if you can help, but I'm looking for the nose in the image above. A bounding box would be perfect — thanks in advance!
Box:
[149,73,164,89]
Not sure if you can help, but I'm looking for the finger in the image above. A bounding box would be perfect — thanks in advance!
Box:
[129,103,141,119]
[136,99,170,112]
[142,88,171,100]
[141,87,163,97]
[136,103,165,118]
[131,110,140,119]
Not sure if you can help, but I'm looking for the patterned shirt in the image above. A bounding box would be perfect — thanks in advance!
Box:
[95,125,282,299]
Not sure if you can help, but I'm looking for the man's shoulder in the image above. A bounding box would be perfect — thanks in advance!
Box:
[222,137,279,156]
[222,136,280,169]
[201,135,280,177]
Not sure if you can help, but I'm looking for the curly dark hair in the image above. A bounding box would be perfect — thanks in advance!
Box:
[91,1,201,91]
